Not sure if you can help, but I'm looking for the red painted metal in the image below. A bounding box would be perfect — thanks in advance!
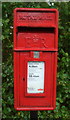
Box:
[14,8,58,111]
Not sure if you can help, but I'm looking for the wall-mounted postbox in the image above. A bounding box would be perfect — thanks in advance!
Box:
[14,8,58,111]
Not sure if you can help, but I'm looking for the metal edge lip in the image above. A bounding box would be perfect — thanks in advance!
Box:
[14,8,58,12]
[13,49,58,52]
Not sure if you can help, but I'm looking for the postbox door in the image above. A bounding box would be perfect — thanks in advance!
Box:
[14,51,57,109]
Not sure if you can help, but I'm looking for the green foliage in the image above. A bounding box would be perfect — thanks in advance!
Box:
[2,2,70,119]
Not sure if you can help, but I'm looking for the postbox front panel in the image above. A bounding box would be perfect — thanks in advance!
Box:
[14,8,58,111]
[16,28,55,49]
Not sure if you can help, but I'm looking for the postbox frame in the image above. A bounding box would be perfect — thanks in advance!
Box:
[14,8,58,111]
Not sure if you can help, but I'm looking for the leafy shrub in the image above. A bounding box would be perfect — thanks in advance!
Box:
[2,2,70,119]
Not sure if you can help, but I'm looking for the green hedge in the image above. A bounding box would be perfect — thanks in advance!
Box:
[2,2,70,119]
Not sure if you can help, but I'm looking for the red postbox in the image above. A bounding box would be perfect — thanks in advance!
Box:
[14,8,58,111]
